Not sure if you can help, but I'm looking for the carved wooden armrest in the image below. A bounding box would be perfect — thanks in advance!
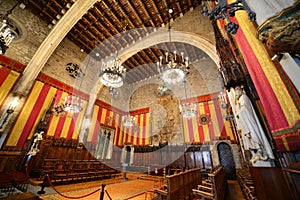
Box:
[154,188,168,196]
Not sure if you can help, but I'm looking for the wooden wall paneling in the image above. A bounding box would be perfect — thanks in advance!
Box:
[143,151,149,166]
[75,148,84,160]
[0,152,20,172]
[186,151,195,169]
[29,139,52,176]
[194,151,203,169]
[66,147,75,160]
[178,154,185,168]
[160,148,168,167]
[150,151,159,166]
[250,167,295,200]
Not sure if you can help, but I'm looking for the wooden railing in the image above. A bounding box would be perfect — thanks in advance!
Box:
[236,169,256,200]
[192,165,226,200]
[154,168,201,200]
[41,159,120,184]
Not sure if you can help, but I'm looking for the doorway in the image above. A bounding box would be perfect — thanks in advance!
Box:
[217,142,236,180]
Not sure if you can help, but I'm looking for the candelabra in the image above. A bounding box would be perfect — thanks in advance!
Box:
[157,50,190,85]
[179,80,197,119]
[100,54,127,88]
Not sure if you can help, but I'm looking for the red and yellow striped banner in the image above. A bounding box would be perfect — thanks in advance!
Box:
[224,0,300,151]
[0,66,20,106]
[7,81,87,146]
[182,99,234,144]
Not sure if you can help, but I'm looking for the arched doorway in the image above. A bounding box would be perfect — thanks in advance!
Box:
[217,142,236,180]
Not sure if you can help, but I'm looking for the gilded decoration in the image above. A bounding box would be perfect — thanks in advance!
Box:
[150,94,182,146]
[257,1,300,54]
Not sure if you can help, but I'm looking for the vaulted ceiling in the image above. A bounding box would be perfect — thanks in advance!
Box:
[26,0,207,84]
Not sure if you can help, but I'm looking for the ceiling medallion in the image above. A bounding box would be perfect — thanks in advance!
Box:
[199,114,210,125]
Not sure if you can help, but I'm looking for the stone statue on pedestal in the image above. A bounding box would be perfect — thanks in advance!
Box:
[234,86,274,165]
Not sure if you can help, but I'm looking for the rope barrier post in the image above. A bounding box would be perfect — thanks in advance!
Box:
[37,174,49,194]
[100,184,106,200]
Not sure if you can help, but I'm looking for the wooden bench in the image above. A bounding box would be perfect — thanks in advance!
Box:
[40,159,121,185]
[192,165,226,200]
[236,169,256,200]
[154,168,201,200]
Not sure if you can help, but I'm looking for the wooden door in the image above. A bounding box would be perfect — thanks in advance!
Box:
[217,142,236,180]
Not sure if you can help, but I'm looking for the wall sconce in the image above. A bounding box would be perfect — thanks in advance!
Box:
[0,97,19,129]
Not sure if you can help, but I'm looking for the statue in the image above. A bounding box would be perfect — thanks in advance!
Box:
[234,86,274,164]
[27,131,44,156]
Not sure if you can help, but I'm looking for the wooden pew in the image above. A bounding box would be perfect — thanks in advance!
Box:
[236,169,256,200]
[192,165,226,200]
[154,168,201,200]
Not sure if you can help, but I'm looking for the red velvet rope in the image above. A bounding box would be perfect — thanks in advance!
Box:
[46,175,102,199]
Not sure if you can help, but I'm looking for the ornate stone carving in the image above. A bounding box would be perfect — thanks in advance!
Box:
[150,95,182,145]
[212,21,246,89]
[257,1,300,54]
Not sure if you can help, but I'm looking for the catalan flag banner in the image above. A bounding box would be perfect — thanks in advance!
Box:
[87,102,149,146]
[182,98,234,144]
[121,109,150,146]
[223,0,300,151]
[87,104,150,146]
[6,80,87,146]
[0,65,20,106]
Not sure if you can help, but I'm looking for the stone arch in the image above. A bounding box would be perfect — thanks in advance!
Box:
[117,29,219,67]
[210,140,242,169]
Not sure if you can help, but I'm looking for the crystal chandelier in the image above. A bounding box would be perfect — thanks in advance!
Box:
[64,95,83,114]
[156,12,190,85]
[157,50,190,85]
[122,114,135,127]
[99,53,127,88]
[53,95,83,116]
[179,80,197,118]
[0,1,22,54]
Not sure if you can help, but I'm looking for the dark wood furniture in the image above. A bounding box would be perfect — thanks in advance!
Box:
[192,165,226,200]
[236,169,256,200]
[40,159,120,185]
[154,168,201,200]
[250,167,296,200]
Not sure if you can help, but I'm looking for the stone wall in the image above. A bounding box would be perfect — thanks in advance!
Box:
[210,141,242,169]
[3,1,220,112]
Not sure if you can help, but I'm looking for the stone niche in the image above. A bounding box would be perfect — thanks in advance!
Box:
[150,95,183,146]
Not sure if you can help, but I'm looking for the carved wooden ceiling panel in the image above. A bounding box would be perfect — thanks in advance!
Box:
[26,0,205,84]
